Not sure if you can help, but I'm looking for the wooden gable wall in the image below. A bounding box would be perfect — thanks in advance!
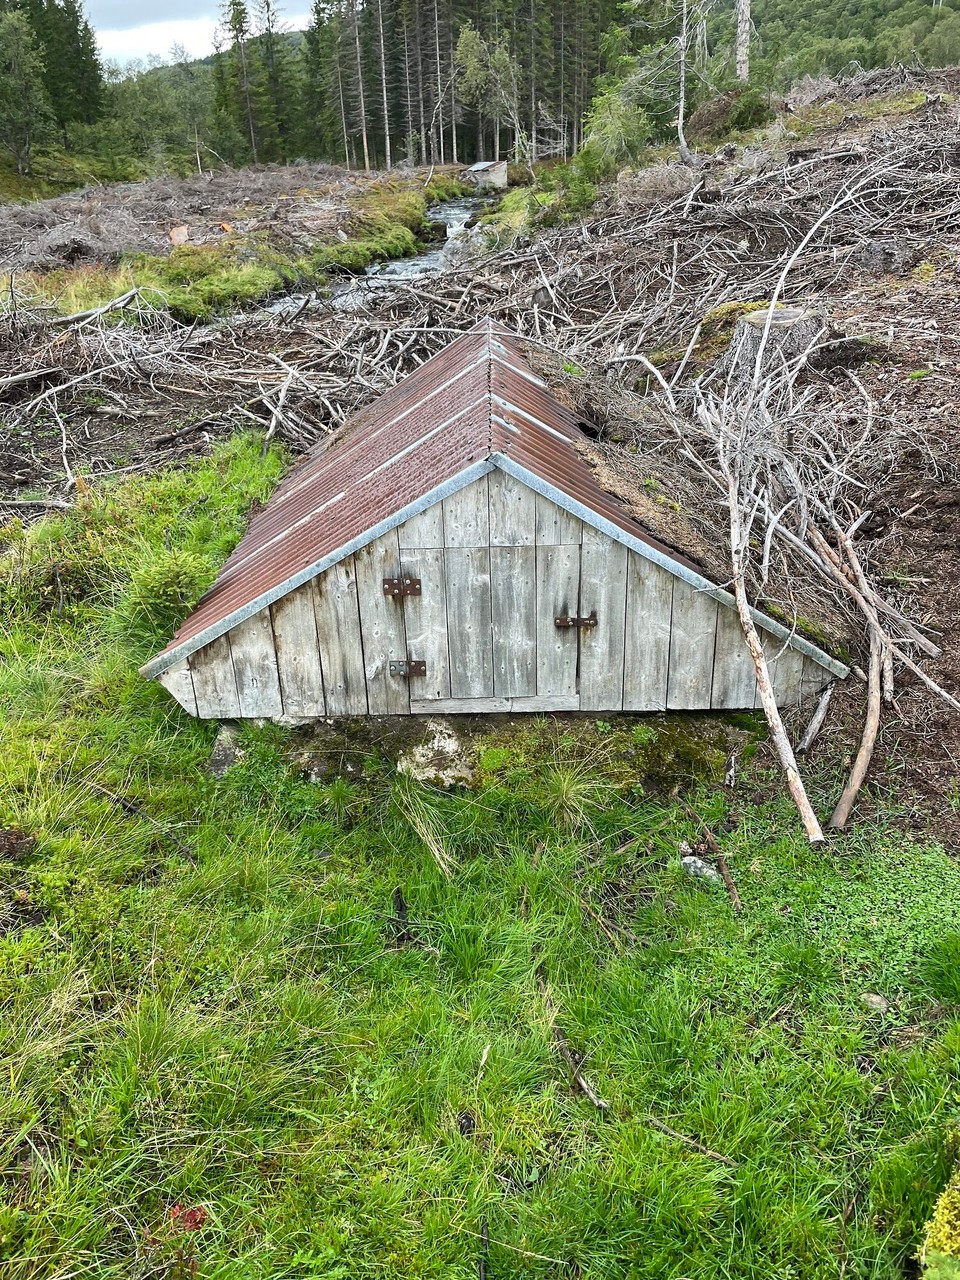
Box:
[158,472,832,720]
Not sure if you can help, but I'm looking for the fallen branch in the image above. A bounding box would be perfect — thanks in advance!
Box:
[797,682,834,754]
[829,632,882,829]
[49,288,140,327]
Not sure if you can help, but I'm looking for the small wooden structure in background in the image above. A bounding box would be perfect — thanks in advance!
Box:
[461,160,509,190]
[142,321,846,719]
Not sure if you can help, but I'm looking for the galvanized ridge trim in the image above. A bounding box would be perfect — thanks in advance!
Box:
[491,399,573,442]
[490,455,850,679]
[216,490,347,584]
[140,459,497,679]
[260,351,493,514]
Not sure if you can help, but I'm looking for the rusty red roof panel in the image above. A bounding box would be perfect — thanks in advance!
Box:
[147,319,702,670]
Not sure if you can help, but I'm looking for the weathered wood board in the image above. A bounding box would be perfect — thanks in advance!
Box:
[401,547,450,701]
[446,546,494,698]
[443,476,489,547]
[491,546,537,697]
[354,530,409,715]
[536,543,580,698]
[228,613,284,718]
[579,527,627,710]
[711,604,758,709]
[667,581,719,710]
[157,660,197,716]
[271,587,325,718]
[535,494,581,545]
[488,470,536,546]
[622,554,673,712]
[188,633,241,719]
[313,559,367,715]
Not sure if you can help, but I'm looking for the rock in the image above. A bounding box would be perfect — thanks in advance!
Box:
[397,720,474,788]
[860,992,889,1014]
[680,848,722,882]
[208,722,242,777]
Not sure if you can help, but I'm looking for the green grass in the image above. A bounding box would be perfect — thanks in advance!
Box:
[1,436,960,1277]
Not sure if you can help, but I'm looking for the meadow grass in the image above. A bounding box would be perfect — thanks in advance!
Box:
[1,436,959,1277]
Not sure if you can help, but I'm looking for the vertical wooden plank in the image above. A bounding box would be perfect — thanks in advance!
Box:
[491,546,537,697]
[711,605,759,709]
[157,660,198,716]
[666,582,719,710]
[401,548,450,701]
[188,634,241,719]
[756,632,806,708]
[354,531,410,715]
[227,612,284,718]
[445,546,494,698]
[398,503,444,549]
[579,528,627,711]
[271,587,325,718]
[536,493,581,545]
[536,543,580,698]
[313,560,367,715]
[801,656,832,704]
[443,476,489,547]
[488,470,536,546]
[622,555,673,712]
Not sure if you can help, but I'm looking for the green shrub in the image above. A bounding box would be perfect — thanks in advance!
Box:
[119,548,212,640]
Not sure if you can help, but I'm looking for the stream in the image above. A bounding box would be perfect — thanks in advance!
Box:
[268,194,492,318]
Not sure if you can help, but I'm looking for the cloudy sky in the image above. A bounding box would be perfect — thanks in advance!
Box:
[86,1,311,65]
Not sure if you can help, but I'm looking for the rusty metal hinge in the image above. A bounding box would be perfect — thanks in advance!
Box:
[555,611,598,630]
[383,575,421,597]
[389,660,427,678]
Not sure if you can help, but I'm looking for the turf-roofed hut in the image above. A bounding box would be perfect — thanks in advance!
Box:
[142,320,848,719]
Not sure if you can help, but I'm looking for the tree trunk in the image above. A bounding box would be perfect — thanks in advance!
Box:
[719,307,828,386]
[727,494,826,844]
[736,0,751,82]
[448,14,458,165]
[375,0,391,168]
[350,0,371,171]
[676,0,693,167]
[236,37,258,163]
[335,28,351,168]
[433,0,445,164]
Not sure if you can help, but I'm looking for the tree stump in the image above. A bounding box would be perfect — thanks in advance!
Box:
[718,305,828,385]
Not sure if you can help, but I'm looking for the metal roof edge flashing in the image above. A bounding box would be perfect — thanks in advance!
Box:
[489,455,849,680]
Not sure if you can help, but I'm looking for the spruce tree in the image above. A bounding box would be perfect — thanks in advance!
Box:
[0,9,53,174]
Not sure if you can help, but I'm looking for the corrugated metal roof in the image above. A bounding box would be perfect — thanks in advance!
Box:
[143,319,845,680]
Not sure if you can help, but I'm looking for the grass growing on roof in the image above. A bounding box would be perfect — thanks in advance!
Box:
[1,435,960,1277]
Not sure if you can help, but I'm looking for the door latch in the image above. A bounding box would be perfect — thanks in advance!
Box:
[383,576,421,597]
[554,611,598,629]
[389,660,427,678]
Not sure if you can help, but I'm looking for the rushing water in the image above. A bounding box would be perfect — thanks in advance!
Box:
[267,194,491,317]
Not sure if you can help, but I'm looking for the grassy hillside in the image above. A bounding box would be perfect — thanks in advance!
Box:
[1,436,959,1276]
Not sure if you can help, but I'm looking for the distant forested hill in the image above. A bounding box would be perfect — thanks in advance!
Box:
[1,0,959,191]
